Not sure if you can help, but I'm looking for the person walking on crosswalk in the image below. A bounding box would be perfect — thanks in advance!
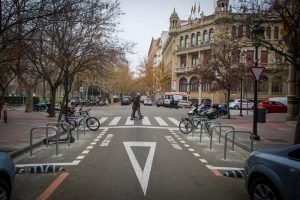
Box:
[131,93,143,120]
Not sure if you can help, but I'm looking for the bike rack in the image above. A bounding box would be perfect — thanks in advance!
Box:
[209,125,235,150]
[70,115,89,140]
[224,130,254,160]
[30,126,59,157]
[47,122,71,147]
[190,116,207,137]
[199,121,220,143]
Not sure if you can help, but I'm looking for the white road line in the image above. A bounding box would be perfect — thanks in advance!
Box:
[193,153,200,157]
[168,117,180,126]
[199,159,208,163]
[16,160,81,167]
[188,148,195,152]
[76,156,85,160]
[172,132,176,135]
[125,116,135,125]
[180,141,186,144]
[90,142,97,145]
[99,117,108,124]
[184,144,190,147]
[206,165,244,170]
[100,133,105,136]
[141,116,151,126]
[108,117,121,126]
[94,139,100,142]
[174,135,179,138]
[177,137,182,140]
[87,146,94,149]
[82,150,89,154]
[154,117,168,126]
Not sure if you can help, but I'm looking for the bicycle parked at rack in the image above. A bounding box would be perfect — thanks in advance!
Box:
[61,107,100,131]
[179,116,210,134]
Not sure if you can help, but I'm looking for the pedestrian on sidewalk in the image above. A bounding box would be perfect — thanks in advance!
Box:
[131,93,143,120]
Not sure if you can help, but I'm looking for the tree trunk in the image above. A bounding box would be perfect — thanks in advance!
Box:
[48,87,57,117]
[0,88,5,102]
[25,88,33,112]
[226,89,231,119]
[294,103,300,144]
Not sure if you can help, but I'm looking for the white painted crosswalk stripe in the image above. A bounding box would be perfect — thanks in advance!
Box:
[125,117,135,125]
[141,116,151,126]
[154,117,168,126]
[168,117,180,126]
[108,117,121,126]
[99,117,108,124]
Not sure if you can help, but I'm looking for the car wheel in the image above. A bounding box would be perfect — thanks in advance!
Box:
[0,179,10,200]
[250,177,281,200]
[234,105,239,110]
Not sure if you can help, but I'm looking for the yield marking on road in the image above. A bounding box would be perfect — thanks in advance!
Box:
[141,116,151,126]
[188,148,195,152]
[82,150,89,154]
[184,144,190,147]
[165,136,182,150]
[76,156,85,160]
[168,117,180,126]
[108,117,121,126]
[199,159,207,163]
[99,117,108,124]
[125,117,135,125]
[193,153,200,157]
[154,117,168,126]
[123,141,156,196]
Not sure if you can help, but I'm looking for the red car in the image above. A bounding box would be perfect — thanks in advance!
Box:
[258,100,287,113]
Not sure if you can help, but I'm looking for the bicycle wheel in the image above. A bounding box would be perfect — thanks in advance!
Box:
[179,119,193,134]
[86,117,100,131]
[62,119,77,132]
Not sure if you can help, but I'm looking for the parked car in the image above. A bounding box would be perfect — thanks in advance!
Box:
[177,100,192,108]
[258,100,287,113]
[156,98,164,107]
[244,144,300,200]
[121,96,131,105]
[143,98,153,106]
[33,102,49,111]
[140,96,147,104]
[229,99,254,110]
[0,152,16,200]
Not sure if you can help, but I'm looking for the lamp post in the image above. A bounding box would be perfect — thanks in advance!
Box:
[239,67,243,117]
[251,24,264,141]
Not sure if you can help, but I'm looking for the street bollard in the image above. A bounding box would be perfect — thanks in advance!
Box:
[3,110,8,123]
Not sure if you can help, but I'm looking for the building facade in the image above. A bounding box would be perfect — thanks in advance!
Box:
[152,0,288,104]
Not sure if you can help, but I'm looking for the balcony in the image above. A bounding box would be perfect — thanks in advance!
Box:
[175,66,196,74]
[175,41,213,55]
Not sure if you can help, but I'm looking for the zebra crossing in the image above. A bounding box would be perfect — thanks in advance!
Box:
[97,116,181,127]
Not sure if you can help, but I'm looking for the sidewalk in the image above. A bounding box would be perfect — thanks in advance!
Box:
[0,106,58,158]
[215,112,296,150]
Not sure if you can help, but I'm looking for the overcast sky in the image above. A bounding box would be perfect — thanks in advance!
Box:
[118,0,216,72]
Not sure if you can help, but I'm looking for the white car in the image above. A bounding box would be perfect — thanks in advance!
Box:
[229,99,254,110]
[143,98,153,106]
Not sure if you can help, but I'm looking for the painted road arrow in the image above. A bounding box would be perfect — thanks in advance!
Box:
[123,141,156,196]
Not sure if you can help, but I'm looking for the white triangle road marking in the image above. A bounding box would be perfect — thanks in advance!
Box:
[123,141,156,196]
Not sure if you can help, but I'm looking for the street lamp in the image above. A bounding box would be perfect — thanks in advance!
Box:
[239,66,243,117]
[251,24,264,141]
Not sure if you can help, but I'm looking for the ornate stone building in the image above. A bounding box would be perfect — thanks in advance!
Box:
[154,0,288,104]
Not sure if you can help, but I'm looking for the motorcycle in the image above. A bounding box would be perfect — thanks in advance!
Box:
[187,103,216,119]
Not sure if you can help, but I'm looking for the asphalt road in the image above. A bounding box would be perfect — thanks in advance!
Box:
[12,105,250,200]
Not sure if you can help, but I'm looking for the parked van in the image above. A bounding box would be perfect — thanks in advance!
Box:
[269,97,287,105]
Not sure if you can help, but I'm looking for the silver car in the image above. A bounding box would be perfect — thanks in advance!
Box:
[244,144,300,200]
[229,99,254,110]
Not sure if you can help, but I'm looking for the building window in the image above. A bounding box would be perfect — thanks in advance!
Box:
[275,52,282,63]
[261,51,268,64]
[202,82,210,92]
[185,35,189,48]
[233,50,240,63]
[238,25,243,38]
[204,50,212,64]
[179,77,187,92]
[258,76,268,92]
[203,30,208,43]
[192,54,198,66]
[180,36,184,48]
[274,27,279,39]
[232,26,237,39]
[245,25,250,38]
[180,55,186,67]
[190,77,198,92]
[272,77,282,92]
[209,28,214,42]
[191,33,196,46]
[246,50,254,66]
[196,32,201,45]
[266,27,271,39]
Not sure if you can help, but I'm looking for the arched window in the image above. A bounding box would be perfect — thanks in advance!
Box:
[232,26,237,38]
[209,28,214,42]
[266,27,271,39]
[272,76,282,92]
[190,77,198,92]
[185,35,189,48]
[238,25,243,38]
[196,32,201,45]
[203,30,208,44]
[274,26,279,39]
[180,36,184,48]
[191,33,196,46]
[179,77,188,92]
[202,82,210,92]
[258,76,268,92]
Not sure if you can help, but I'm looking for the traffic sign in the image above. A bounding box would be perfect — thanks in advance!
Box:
[250,67,265,80]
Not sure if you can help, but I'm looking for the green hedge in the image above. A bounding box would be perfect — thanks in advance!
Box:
[3,96,40,105]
